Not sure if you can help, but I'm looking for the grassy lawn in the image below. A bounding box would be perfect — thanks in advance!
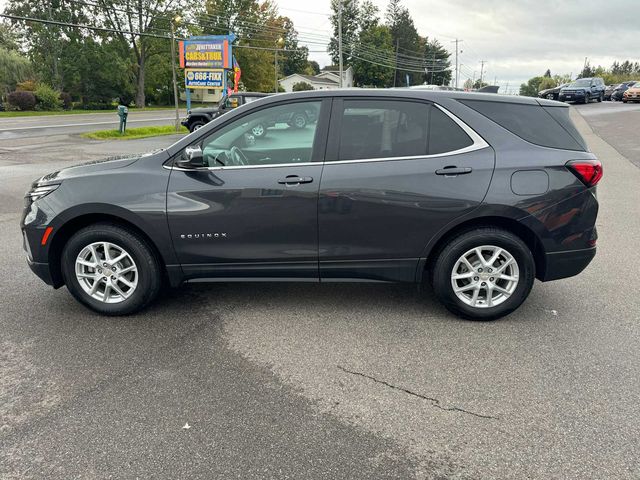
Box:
[0,104,209,118]
[82,125,188,140]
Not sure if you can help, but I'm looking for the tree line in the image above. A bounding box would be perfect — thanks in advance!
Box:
[0,0,452,110]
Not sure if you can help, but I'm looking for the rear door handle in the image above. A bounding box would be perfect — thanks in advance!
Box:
[435,166,473,176]
[278,175,313,185]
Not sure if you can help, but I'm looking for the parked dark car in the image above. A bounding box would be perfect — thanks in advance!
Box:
[558,77,605,103]
[611,81,639,101]
[538,83,568,101]
[181,92,271,132]
[21,90,601,320]
[604,84,617,101]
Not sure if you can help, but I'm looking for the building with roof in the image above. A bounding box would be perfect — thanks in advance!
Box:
[278,67,353,92]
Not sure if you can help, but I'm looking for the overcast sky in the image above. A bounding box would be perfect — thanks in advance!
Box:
[276,0,639,93]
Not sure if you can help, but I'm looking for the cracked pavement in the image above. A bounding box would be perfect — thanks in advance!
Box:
[1,103,639,479]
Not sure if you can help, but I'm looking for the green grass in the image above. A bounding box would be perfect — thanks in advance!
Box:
[81,125,188,140]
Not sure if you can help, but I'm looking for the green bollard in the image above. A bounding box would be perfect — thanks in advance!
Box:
[117,105,129,134]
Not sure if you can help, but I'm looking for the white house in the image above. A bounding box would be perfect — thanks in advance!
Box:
[279,67,354,92]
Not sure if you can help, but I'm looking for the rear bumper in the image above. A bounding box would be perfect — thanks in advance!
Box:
[539,247,596,282]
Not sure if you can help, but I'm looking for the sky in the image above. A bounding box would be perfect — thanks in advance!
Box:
[275,0,639,93]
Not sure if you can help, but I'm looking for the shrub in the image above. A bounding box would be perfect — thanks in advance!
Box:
[7,90,36,110]
[59,92,73,110]
[80,102,115,110]
[292,81,314,92]
[34,84,63,111]
[16,80,37,92]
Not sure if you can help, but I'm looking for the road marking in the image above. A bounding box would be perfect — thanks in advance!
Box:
[0,117,176,132]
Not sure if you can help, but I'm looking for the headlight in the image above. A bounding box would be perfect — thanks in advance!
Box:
[26,183,60,202]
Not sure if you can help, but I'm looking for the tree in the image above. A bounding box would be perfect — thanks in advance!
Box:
[307,60,320,75]
[328,0,360,66]
[292,81,314,91]
[519,76,544,96]
[352,24,393,87]
[385,0,422,85]
[423,38,451,86]
[544,69,551,78]
[94,0,186,107]
[538,77,556,91]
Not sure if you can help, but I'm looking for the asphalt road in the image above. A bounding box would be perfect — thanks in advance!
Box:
[0,109,184,141]
[1,102,639,479]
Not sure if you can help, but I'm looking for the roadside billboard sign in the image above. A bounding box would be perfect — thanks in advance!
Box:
[184,69,225,89]
[179,36,233,69]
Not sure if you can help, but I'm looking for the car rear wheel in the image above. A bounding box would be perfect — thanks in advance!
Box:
[189,120,206,133]
[61,223,162,315]
[431,228,535,321]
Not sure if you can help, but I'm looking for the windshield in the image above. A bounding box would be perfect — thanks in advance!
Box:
[570,79,591,87]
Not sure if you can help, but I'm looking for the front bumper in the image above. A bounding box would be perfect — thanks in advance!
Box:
[26,256,55,286]
[539,247,596,282]
[559,91,586,102]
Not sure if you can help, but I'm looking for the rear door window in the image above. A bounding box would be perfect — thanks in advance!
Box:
[334,99,474,161]
[460,100,586,151]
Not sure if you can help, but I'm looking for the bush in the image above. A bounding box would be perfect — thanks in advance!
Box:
[292,81,315,92]
[80,102,115,110]
[59,92,73,110]
[7,90,36,110]
[16,80,37,92]
[34,84,63,111]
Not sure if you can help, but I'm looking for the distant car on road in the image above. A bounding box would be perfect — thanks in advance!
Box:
[622,82,640,103]
[181,92,271,132]
[612,81,639,101]
[22,90,601,321]
[538,83,569,101]
[558,77,605,103]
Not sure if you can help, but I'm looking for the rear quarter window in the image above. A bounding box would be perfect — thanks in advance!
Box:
[459,100,586,151]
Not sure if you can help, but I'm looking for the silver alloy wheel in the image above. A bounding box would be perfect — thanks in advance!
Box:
[293,114,306,128]
[193,123,203,131]
[451,245,519,309]
[75,241,138,304]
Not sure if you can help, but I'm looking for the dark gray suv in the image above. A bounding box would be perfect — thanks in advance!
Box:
[21,90,601,320]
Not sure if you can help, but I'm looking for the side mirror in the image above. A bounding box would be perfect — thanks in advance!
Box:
[176,145,205,168]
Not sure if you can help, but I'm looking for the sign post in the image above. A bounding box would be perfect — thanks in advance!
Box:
[178,35,236,111]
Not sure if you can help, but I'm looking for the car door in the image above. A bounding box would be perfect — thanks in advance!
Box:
[167,98,329,280]
[318,97,494,282]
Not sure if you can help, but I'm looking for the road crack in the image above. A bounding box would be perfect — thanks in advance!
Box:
[337,365,498,420]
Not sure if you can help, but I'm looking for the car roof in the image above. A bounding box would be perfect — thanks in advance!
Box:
[253,88,561,107]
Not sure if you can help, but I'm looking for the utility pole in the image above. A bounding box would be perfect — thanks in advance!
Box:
[48,0,60,89]
[479,60,486,86]
[170,16,181,132]
[451,39,462,88]
[337,0,343,87]
[274,50,278,92]
[393,38,399,87]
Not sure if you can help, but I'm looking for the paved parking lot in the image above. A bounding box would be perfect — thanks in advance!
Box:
[1,102,639,479]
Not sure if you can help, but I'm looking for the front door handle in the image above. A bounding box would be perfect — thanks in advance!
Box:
[435,166,473,176]
[278,175,313,185]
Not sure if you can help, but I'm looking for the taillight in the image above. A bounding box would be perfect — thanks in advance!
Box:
[566,159,603,187]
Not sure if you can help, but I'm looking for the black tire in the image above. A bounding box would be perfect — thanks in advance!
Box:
[583,94,590,104]
[189,120,206,133]
[431,228,535,321]
[598,93,603,102]
[61,223,162,316]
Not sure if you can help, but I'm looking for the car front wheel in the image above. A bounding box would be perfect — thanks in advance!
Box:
[61,223,162,315]
[189,120,206,132]
[431,228,535,321]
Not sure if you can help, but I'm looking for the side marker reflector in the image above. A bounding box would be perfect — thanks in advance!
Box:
[41,226,53,246]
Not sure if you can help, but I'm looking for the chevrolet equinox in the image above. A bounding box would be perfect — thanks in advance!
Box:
[21,90,601,320]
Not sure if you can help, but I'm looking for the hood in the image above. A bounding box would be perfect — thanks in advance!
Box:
[190,106,219,114]
[37,155,142,184]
